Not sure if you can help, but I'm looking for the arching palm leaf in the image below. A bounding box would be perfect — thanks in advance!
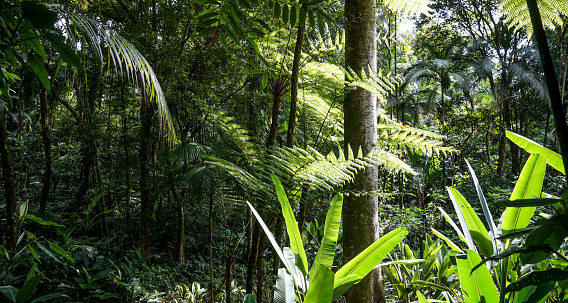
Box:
[50,6,175,141]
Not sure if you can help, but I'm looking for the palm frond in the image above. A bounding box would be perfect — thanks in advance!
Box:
[50,6,175,141]
[172,143,211,166]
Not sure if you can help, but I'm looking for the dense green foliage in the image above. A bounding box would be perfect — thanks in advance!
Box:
[1,0,568,302]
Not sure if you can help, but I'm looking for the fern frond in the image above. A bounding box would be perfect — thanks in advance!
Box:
[377,124,457,156]
[383,0,434,17]
[198,101,259,158]
[500,0,568,37]
[343,67,404,99]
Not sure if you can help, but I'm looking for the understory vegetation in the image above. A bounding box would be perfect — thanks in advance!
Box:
[1,0,568,302]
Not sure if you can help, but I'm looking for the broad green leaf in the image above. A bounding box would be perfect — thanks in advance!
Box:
[21,214,63,226]
[446,187,475,252]
[317,10,325,37]
[506,268,568,293]
[274,2,281,18]
[492,197,561,207]
[521,216,568,264]
[196,8,218,20]
[21,31,46,58]
[431,228,463,253]
[502,154,546,235]
[466,160,498,242]
[417,290,432,303]
[290,5,297,27]
[272,175,309,276]
[456,250,499,303]
[22,1,57,29]
[273,268,295,303]
[16,269,41,303]
[507,131,564,175]
[310,194,342,283]
[282,5,289,24]
[219,31,228,50]
[332,275,360,301]
[335,228,407,281]
[299,7,306,26]
[304,266,333,303]
[261,73,268,89]
[447,187,493,256]
[243,294,255,303]
[222,24,239,44]
[308,9,316,27]
[512,281,554,303]
[27,53,50,91]
[0,286,17,302]
[437,207,467,244]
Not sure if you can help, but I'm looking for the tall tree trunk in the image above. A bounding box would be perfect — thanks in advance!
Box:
[286,4,307,148]
[140,96,154,258]
[267,91,283,148]
[527,0,568,179]
[39,88,51,214]
[344,0,383,302]
[0,102,18,249]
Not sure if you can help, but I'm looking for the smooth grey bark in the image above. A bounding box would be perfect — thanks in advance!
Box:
[344,0,383,302]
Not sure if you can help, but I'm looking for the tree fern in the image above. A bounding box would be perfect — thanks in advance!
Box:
[377,125,455,156]
[500,0,568,37]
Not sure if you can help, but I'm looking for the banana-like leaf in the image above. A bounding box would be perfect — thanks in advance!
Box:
[521,216,568,264]
[456,250,499,303]
[446,187,478,253]
[304,266,334,303]
[506,131,564,175]
[417,290,432,303]
[310,194,342,284]
[512,281,554,303]
[502,154,546,236]
[447,187,493,256]
[466,160,498,243]
[492,197,561,207]
[431,228,463,253]
[438,207,467,244]
[273,268,295,303]
[506,268,568,293]
[27,53,50,91]
[272,176,309,276]
[331,275,360,301]
[335,228,408,281]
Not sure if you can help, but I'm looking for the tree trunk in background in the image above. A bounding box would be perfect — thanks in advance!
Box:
[267,91,283,148]
[344,0,383,302]
[140,96,154,258]
[39,88,52,214]
[0,102,17,249]
[286,4,307,148]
